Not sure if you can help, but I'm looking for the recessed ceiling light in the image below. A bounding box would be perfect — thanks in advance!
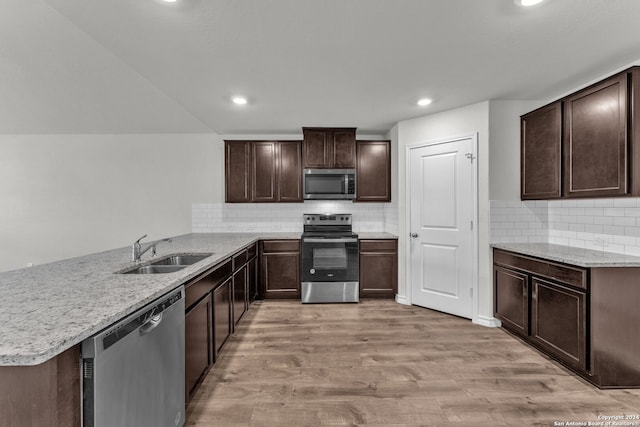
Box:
[417,98,432,107]
[163,0,178,3]
[231,96,248,105]
[515,0,545,6]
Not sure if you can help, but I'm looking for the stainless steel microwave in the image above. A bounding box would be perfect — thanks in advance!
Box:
[303,168,356,200]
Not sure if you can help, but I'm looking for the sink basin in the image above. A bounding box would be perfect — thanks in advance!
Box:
[118,253,213,274]
[123,265,187,274]
[150,254,212,266]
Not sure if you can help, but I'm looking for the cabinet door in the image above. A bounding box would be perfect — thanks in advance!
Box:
[225,141,251,202]
[278,141,303,202]
[332,129,356,168]
[212,279,232,359]
[563,73,628,198]
[233,264,247,326]
[303,128,356,168]
[248,257,258,303]
[356,141,391,202]
[494,265,529,337]
[261,240,300,299]
[359,240,397,298]
[185,295,212,401]
[521,102,562,200]
[302,129,330,168]
[252,141,277,202]
[531,278,586,371]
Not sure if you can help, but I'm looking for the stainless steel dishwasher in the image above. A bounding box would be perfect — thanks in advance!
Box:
[82,286,185,427]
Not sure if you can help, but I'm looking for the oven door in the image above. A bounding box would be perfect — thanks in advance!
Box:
[301,237,359,282]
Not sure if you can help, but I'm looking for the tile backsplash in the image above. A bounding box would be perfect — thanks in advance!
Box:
[491,198,640,256]
[193,201,398,234]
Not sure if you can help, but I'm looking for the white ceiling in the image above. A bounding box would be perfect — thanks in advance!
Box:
[3,0,640,135]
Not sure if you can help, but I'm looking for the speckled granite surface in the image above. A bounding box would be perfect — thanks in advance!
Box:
[492,243,640,268]
[0,232,300,366]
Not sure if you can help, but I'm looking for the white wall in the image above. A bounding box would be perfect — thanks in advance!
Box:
[396,101,492,321]
[488,100,543,201]
[0,133,221,272]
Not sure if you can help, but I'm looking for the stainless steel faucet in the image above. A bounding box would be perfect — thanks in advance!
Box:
[132,235,172,262]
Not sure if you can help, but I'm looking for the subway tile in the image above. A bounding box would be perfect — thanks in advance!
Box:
[593,198,615,207]
[576,216,595,224]
[624,207,640,217]
[603,225,625,235]
[614,198,639,208]
[593,216,614,225]
[604,208,625,217]
[613,235,637,246]
[584,224,604,234]
[614,216,637,227]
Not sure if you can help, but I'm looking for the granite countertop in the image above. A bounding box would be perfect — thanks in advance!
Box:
[357,232,398,239]
[492,243,640,268]
[0,232,300,366]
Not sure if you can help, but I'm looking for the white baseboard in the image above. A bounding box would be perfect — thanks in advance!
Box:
[473,315,502,328]
[395,295,409,305]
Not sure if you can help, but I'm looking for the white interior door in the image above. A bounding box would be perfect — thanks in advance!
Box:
[408,135,476,319]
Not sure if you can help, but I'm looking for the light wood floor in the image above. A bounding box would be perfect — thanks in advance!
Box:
[186,300,640,426]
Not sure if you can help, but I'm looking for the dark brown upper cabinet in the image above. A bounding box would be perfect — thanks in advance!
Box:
[521,102,562,200]
[302,127,356,168]
[563,72,628,198]
[225,141,251,202]
[521,66,640,200]
[225,140,302,203]
[356,140,391,202]
[277,141,304,202]
[251,141,277,202]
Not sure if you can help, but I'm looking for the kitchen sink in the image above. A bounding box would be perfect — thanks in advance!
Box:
[119,253,213,274]
[149,254,212,266]
[122,265,187,274]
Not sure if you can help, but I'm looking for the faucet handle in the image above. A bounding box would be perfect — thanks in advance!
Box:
[134,234,148,245]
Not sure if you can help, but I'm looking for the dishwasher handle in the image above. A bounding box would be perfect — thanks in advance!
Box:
[139,310,163,336]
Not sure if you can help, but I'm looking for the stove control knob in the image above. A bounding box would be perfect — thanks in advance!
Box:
[310,268,316,275]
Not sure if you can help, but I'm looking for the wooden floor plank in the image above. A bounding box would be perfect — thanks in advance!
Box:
[186,300,640,426]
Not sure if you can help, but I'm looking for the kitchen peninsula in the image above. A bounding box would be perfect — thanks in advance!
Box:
[0,231,397,426]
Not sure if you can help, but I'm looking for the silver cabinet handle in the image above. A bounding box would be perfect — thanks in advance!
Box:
[410,233,419,238]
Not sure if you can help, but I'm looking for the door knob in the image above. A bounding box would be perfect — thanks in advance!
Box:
[410,233,419,238]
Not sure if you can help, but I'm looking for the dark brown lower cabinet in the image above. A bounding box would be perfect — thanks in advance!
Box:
[185,242,256,404]
[248,256,258,303]
[185,295,212,400]
[531,278,586,370]
[0,345,81,427]
[494,265,529,338]
[213,278,232,358]
[260,240,300,299]
[233,264,247,325]
[590,267,640,387]
[494,248,640,388]
[359,239,398,298]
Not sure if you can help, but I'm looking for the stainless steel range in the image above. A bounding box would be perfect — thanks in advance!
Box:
[301,214,359,303]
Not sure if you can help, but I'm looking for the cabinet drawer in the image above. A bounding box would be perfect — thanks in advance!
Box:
[262,240,300,253]
[360,239,397,252]
[185,259,232,310]
[232,249,248,270]
[493,249,586,290]
[247,242,257,259]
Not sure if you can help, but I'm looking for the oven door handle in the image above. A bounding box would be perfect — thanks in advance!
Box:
[303,238,358,243]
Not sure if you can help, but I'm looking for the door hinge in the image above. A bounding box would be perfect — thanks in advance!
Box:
[470,220,473,231]
[465,153,476,163]
[470,288,473,297]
